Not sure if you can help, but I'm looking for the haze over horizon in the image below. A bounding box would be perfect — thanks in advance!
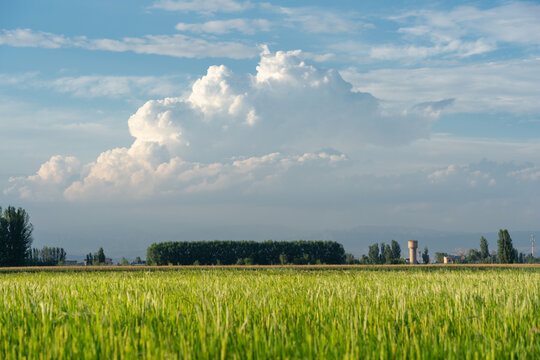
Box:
[1,0,539,259]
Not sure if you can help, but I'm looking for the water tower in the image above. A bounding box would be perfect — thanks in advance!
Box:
[408,240,418,264]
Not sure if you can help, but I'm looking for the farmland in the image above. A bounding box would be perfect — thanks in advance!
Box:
[0,267,538,359]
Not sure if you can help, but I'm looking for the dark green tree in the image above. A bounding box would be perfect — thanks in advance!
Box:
[422,246,429,264]
[94,247,106,265]
[480,236,489,260]
[391,240,401,261]
[0,206,34,267]
[85,253,93,265]
[384,244,393,264]
[497,229,516,264]
[368,243,380,264]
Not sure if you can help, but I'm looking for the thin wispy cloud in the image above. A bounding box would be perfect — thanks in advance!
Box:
[0,29,258,59]
[151,0,252,14]
[262,4,366,34]
[175,19,271,35]
[0,29,68,48]
[341,58,540,114]
[369,1,540,61]
[0,73,187,98]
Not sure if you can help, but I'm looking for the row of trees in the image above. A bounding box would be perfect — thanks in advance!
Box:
[367,240,405,264]
[434,230,536,264]
[85,248,106,265]
[146,240,346,265]
[28,247,66,266]
[345,240,407,264]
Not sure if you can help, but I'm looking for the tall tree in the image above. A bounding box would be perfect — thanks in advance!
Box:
[95,247,106,265]
[379,242,386,264]
[422,246,429,264]
[384,244,393,264]
[391,240,401,260]
[0,206,34,266]
[480,236,489,259]
[497,229,516,264]
[368,243,380,264]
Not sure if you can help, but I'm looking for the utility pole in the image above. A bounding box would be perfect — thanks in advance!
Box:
[531,234,535,257]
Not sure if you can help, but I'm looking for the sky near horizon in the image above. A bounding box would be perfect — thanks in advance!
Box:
[1,0,540,257]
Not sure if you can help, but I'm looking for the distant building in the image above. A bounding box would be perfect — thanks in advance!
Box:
[64,260,78,266]
[444,256,455,264]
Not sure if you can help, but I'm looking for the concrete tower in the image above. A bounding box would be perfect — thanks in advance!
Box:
[408,240,418,264]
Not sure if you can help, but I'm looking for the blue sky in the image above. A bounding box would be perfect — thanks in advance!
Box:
[1,0,540,258]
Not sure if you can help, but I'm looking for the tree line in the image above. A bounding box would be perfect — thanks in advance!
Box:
[28,247,66,266]
[345,240,407,264]
[434,229,536,264]
[146,240,346,265]
[2,206,538,267]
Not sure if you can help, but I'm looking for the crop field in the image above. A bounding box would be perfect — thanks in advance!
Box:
[0,268,538,359]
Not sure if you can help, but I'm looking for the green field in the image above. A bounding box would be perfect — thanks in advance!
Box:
[0,268,538,359]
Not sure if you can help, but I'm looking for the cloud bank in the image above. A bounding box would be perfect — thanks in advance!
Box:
[6,49,447,201]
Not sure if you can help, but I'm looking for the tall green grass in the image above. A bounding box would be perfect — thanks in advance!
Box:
[0,269,538,359]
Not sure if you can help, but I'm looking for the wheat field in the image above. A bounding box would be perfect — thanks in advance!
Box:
[0,268,538,359]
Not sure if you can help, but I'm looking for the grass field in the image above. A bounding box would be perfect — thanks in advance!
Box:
[0,267,538,359]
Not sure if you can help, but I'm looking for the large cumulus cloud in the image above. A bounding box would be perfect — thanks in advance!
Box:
[6,49,444,201]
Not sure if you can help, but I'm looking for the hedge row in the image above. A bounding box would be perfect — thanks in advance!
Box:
[146,240,346,265]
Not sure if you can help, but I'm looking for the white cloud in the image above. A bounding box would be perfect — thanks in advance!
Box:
[152,0,252,13]
[128,98,185,146]
[5,155,81,201]
[398,2,540,46]
[509,166,540,181]
[49,75,185,98]
[358,2,540,62]
[263,4,365,34]
[340,58,540,114]
[369,39,495,61]
[6,49,443,201]
[7,149,341,201]
[0,28,258,59]
[428,164,457,182]
[412,99,455,119]
[187,65,251,119]
[0,73,188,100]
[0,28,67,48]
[84,34,257,59]
[427,163,497,188]
[175,19,271,35]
